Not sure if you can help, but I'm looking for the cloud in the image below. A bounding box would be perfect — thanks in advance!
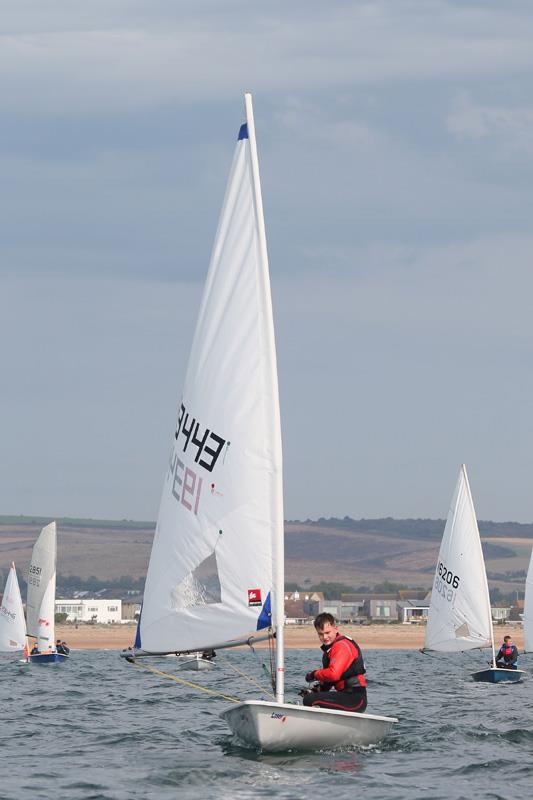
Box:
[447,92,533,153]
[2,1,533,523]
[1,2,533,115]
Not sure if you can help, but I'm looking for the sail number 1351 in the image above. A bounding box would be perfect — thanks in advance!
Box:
[437,561,460,589]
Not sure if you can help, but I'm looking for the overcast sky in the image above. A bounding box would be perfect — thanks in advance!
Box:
[1,1,533,523]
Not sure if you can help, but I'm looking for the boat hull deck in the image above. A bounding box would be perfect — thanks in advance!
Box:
[28,652,69,664]
[221,700,398,752]
[471,667,525,683]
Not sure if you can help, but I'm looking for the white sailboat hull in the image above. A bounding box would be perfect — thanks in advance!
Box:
[175,653,215,671]
[221,700,398,752]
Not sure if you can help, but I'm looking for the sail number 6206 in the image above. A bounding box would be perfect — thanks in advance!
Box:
[437,561,460,589]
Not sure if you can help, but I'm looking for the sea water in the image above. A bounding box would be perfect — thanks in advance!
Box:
[1,647,532,800]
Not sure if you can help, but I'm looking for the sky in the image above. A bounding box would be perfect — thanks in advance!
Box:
[1,1,533,523]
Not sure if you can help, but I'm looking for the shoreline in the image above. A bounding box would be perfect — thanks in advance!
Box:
[55,623,524,651]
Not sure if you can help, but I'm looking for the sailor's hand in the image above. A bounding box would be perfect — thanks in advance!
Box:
[305,671,315,683]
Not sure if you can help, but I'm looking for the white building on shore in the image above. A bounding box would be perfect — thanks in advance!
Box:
[55,598,122,624]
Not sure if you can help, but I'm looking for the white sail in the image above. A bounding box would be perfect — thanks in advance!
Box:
[0,562,27,651]
[27,521,57,647]
[36,572,56,650]
[523,548,533,652]
[140,99,283,655]
[424,465,493,653]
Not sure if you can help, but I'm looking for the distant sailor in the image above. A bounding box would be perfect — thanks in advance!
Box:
[495,635,518,670]
[30,643,40,655]
[56,639,70,655]
[201,649,216,661]
[302,612,367,713]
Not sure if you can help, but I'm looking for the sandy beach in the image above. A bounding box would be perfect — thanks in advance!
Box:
[56,622,524,651]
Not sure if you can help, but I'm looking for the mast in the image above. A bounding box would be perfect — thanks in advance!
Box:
[462,464,496,667]
[244,92,285,704]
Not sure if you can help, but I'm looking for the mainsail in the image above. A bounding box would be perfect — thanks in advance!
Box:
[26,521,57,649]
[0,562,27,651]
[140,100,283,656]
[424,465,493,653]
[523,548,533,652]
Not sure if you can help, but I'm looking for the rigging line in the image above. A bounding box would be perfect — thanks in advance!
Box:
[268,631,276,693]
[419,648,446,661]
[130,660,241,703]
[217,652,276,700]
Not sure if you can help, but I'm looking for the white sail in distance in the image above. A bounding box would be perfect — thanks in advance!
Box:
[140,100,283,654]
[0,563,27,651]
[424,465,493,653]
[26,521,57,648]
[36,573,56,650]
[523,548,533,652]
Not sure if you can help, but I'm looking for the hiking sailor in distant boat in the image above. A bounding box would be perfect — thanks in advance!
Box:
[495,635,518,670]
[301,613,367,713]
[201,649,216,661]
[56,639,70,655]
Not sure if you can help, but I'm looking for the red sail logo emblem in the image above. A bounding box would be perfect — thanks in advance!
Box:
[248,589,262,607]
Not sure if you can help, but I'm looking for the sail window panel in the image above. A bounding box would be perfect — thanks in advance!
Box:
[171,551,222,609]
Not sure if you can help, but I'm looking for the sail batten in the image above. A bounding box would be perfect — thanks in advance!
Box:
[424,465,493,654]
[140,96,282,656]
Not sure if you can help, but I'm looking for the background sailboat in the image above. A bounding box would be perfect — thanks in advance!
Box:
[26,521,68,664]
[120,609,216,670]
[423,464,524,683]
[0,562,27,652]
[134,92,397,750]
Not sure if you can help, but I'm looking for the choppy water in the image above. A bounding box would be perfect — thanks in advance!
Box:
[1,647,532,800]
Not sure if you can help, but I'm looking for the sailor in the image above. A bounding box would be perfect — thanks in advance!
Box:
[201,649,216,661]
[30,643,40,655]
[56,639,70,655]
[301,612,367,713]
[495,635,518,670]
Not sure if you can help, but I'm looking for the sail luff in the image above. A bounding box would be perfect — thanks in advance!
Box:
[460,464,496,665]
[244,92,285,704]
[523,548,533,652]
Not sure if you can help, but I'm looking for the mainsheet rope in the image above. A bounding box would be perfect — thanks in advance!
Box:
[217,652,276,700]
[130,659,241,703]
[130,645,277,702]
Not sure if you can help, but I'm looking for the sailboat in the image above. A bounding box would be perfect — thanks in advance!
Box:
[134,92,397,751]
[522,548,533,653]
[120,612,216,671]
[0,562,27,652]
[26,521,68,664]
[423,464,524,683]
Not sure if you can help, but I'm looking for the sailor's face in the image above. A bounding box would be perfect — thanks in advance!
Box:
[316,623,338,646]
